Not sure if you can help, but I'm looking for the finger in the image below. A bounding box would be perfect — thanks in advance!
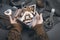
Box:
[39,13,43,23]
[14,18,16,22]
[36,14,40,20]
[35,11,39,17]
[40,13,43,20]
[9,16,13,23]
[15,9,22,17]
[32,18,37,27]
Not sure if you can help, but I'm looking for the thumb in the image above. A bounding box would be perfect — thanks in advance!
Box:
[40,13,43,21]
[39,13,43,24]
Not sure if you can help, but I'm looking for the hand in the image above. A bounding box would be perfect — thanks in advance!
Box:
[9,16,17,24]
[4,9,18,24]
[31,13,43,27]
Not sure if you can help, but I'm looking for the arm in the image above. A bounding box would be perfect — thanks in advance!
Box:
[32,13,49,40]
[8,9,22,40]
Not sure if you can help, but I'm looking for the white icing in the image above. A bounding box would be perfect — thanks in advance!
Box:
[26,16,30,19]
[24,20,32,23]
[4,9,12,16]
[19,11,34,22]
